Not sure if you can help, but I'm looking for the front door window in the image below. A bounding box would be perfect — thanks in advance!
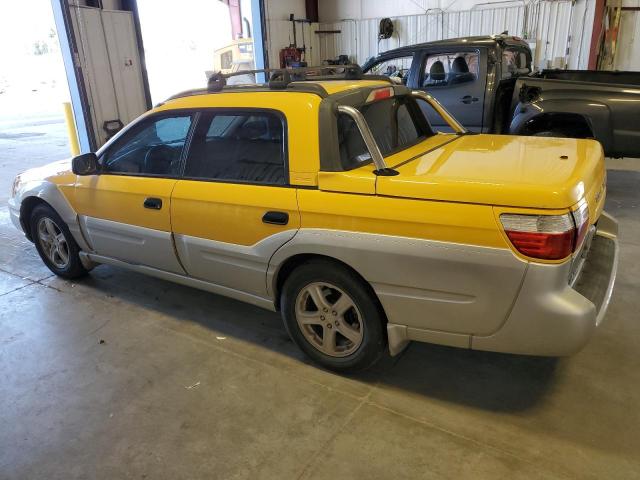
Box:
[101,114,193,176]
[367,55,414,85]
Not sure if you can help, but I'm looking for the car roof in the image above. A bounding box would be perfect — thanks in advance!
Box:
[369,35,529,58]
[159,78,392,106]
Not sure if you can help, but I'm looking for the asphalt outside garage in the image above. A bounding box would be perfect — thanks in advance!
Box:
[1,105,639,479]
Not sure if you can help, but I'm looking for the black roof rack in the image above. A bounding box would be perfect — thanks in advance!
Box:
[208,64,370,90]
[164,65,393,102]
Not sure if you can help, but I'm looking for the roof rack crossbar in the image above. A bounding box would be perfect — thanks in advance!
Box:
[164,65,394,102]
[206,65,385,92]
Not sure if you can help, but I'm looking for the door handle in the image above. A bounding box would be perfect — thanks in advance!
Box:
[262,211,289,225]
[460,95,479,104]
[143,197,162,210]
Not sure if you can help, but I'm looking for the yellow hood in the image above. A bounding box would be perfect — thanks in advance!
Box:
[18,158,73,183]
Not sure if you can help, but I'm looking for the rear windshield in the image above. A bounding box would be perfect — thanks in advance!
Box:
[337,96,431,170]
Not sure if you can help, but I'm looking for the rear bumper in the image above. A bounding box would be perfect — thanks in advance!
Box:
[573,213,619,327]
[471,211,619,356]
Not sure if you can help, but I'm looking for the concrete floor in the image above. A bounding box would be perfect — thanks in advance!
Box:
[1,114,640,479]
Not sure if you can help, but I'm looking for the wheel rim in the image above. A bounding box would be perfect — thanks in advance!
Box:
[294,282,364,357]
[37,217,70,269]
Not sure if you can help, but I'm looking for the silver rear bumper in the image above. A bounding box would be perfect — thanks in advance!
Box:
[471,211,619,356]
[573,212,619,327]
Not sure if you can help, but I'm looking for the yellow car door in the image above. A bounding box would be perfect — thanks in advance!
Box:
[171,109,300,299]
[71,113,194,273]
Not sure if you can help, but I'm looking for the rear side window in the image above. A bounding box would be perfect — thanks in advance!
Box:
[422,52,479,87]
[502,48,531,78]
[184,110,286,185]
[337,114,369,169]
[338,97,430,170]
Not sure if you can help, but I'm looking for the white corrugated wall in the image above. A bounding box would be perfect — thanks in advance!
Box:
[615,9,640,70]
[309,0,591,71]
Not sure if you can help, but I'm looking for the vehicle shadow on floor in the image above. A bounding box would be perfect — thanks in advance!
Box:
[74,265,560,414]
[364,342,560,412]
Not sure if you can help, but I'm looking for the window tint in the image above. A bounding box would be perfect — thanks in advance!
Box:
[502,48,531,78]
[338,114,370,169]
[367,55,414,85]
[207,115,237,137]
[101,115,192,176]
[184,111,286,184]
[422,52,479,87]
[338,97,429,170]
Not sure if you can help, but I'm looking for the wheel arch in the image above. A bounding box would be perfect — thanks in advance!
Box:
[271,253,388,326]
[20,196,52,241]
[510,98,614,152]
[519,112,595,138]
[16,182,90,251]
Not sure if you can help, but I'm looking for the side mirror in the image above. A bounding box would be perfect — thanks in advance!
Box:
[72,152,98,176]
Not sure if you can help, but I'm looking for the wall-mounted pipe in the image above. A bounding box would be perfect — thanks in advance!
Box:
[470,0,525,10]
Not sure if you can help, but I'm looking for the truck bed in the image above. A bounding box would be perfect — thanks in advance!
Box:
[510,72,640,157]
[534,69,640,87]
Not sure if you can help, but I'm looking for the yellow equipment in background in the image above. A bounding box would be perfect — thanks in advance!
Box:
[213,38,254,75]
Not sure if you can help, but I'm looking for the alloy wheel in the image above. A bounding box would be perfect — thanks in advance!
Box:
[294,282,364,357]
[37,217,70,270]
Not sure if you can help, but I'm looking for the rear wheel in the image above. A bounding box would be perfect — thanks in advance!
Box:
[30,204,87,279]
[281,260,386,372]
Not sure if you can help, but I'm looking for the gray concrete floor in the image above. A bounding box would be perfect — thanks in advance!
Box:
[1,112,640,479]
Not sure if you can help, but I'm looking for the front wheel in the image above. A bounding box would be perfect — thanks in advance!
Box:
[280,260,386,372]
[30,204,88,279]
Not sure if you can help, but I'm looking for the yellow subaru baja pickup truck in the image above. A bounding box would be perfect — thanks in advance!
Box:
[8,67,619,372]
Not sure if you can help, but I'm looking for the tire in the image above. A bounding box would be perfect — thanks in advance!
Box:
[280,259,386,372]
[532,130,568,138]
[30,204,88,279]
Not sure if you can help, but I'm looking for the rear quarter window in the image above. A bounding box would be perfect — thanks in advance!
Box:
[338,96,431,170]
[502,48,532,78]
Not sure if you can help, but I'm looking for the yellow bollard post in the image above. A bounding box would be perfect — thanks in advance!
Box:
[62,102,81,156]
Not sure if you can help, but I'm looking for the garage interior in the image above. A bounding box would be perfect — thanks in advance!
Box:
[1,0,639,478]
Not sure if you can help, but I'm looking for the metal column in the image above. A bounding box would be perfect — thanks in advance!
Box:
[50,0,94,153]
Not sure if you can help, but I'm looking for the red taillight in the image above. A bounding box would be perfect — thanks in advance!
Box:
[500,213,576,260]
[503,230,575,260]
[365,87,394,103]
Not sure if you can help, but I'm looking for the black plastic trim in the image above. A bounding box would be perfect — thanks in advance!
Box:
[373,168,400,176]
[143,197,162,210]
[319,87,436,173]
[262,211,289,225]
